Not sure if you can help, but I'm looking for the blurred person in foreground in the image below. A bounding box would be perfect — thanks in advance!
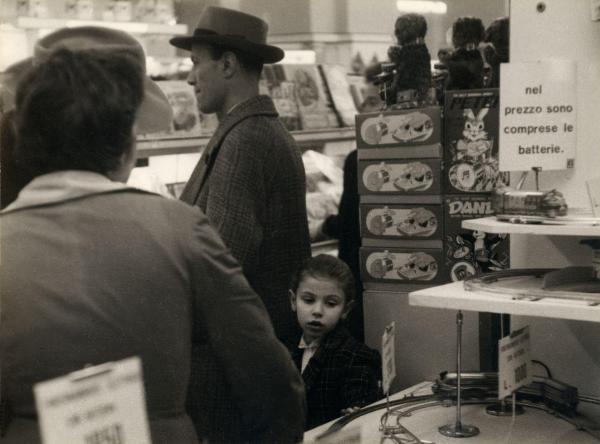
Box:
[0,27,304,444]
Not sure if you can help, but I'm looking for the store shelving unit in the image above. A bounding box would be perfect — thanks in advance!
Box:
[409,217,600,323]
[12,16,188,35]
[135,126,357,158]
[462,216,600,237]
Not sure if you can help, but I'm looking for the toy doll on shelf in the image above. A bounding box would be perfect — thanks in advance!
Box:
[483,16,509,88]
[445,16,486,90]
[386,13,433,108]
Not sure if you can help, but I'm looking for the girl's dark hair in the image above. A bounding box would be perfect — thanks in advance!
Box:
[290,254,356,303]
[14,47,145,176]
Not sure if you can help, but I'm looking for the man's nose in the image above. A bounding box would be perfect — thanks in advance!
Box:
[186,70,195,85]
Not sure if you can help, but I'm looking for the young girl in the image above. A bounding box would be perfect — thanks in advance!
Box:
[289,254,382,429]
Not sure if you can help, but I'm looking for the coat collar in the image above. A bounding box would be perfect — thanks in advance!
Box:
[1,170,137,213]
[178,95,278,204]
[208,94,278,153]
[299,326,351,390]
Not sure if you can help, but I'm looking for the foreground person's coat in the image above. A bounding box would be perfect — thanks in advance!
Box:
[0,171,305,444]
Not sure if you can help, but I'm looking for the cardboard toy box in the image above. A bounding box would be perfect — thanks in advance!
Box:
[358,159,441,196]
[443,88,509,193]
[443,194,510,282]
[355,107,442,158]
[360,203,443,241]
[360,246,447,288]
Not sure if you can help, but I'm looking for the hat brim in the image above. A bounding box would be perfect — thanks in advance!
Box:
[170,34,284,64]
[1,57,172,135]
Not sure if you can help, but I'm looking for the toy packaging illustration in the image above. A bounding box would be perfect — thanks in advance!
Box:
[444,88,508,193]
[260,65,302,131]
[444,194,509,282]
[358,159,441,195]
[360,247,446,286]
[360,204,442,239]
[356,107,441,149]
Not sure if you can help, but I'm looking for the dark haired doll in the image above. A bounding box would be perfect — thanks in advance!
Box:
[446,16,486,90]
[483,16,509,88]
[387,13,432,106]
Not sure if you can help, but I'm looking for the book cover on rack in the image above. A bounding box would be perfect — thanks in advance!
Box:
[280,64,339,130]
[140,80,202,139]
[318,64,358,127]
[261,65,302,131]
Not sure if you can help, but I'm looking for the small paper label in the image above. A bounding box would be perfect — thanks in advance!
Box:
[498,326,532,399]
[381,322,396,395]
[34,356,151,444]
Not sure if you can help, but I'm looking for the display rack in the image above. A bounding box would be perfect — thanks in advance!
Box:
[462,216,600,237]
[135,126,356,158]
[12,16,188,35]
[409,216,600,322]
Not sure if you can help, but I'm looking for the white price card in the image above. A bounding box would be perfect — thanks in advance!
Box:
[498,326,533,399]
[381,321,396,395]
[499,60,577,171]
[34,356,151,444]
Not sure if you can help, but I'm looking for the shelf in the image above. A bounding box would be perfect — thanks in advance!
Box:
[135,127,356,158]
[409,281,600,323]
[14,16,188,35]
[462,216,600,237]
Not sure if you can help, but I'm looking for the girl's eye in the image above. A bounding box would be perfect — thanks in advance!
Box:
[326,300,340,307]
[301,296,315,304]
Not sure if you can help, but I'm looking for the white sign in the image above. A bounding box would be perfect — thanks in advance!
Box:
[498,326,533,399]
[34,356,151,444]
[381,322,396,395]
[499,60,577,171]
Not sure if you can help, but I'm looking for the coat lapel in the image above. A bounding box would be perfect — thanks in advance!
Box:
[179,96,279,206]
[301,327,348,390]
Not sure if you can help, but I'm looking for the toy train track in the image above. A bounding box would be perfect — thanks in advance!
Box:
[316,373,600,442]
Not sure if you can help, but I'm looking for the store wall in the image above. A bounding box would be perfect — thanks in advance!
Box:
[508,0,600,397]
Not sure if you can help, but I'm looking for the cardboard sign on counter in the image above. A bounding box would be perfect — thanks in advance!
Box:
[34,356,151,444]
[498,326,532,399]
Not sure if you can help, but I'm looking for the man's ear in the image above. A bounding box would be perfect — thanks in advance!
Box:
[222,51,238,79]
[289,289,297,312]
[341,300,355,320]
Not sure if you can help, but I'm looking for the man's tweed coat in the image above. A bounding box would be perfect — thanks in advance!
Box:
[180,95,310,442]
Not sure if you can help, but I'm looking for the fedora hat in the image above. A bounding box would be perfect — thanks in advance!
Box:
[1,26,172,134]
[170,6,284,64]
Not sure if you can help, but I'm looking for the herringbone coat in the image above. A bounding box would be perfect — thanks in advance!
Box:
[180,95,310,442]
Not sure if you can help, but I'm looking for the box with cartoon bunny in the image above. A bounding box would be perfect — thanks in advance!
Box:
[358,159,441,195]
[444,194,510,282]
[355,107,442,156]
[444,89,509,194]
[360,203,443,240]
[360,247,447,287]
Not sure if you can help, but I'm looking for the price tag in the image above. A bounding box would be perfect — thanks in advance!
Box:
[498,326,533,399]
[381,321,396,395]
[34,356,151,444]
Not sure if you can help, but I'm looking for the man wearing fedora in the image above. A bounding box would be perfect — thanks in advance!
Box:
[170,5,310,443]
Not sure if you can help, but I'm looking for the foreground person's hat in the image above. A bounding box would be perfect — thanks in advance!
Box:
[1,26,172,134]
[170,6,284,64]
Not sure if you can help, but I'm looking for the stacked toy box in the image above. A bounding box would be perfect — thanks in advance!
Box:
[442,88,510,281]
[356,106,446,290]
